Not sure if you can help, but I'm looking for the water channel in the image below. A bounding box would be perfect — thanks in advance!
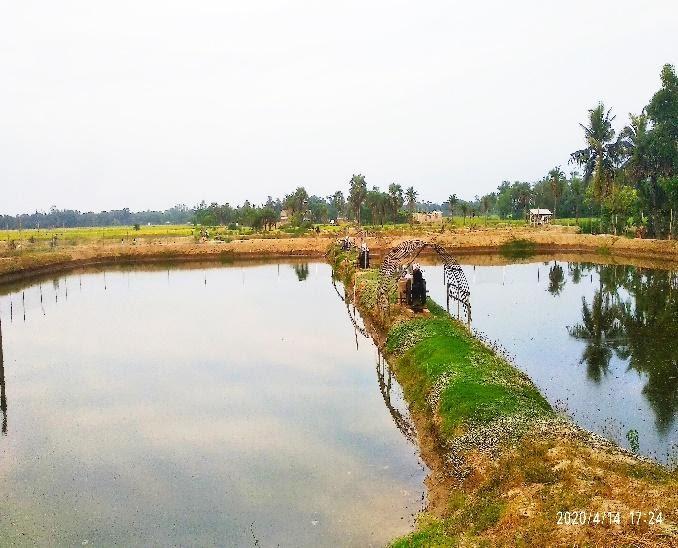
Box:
[427,258,677,464]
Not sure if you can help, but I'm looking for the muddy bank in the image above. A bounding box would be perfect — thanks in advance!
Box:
[0,238,329,285]
[2,228,677,285]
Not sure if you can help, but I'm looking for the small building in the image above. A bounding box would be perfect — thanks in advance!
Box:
[529,208,553,226]
[279,209,291,226]
[413,211,443,224]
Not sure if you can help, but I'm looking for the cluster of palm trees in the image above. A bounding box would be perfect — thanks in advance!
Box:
[568,64,677,237]
[346,174,419,225]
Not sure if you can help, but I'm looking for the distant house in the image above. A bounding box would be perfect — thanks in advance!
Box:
[413,211,444,224]
[529,208,553,226]
[279,209,291,225]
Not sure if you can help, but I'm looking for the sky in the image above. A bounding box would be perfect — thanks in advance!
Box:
[0,1,676,215]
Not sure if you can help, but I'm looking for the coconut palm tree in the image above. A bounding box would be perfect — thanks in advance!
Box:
[348,174,367,225]
[460,203,469,225]
[388,183,404,222]
[405,187,418,222]
[570,103,624,205]
[570,171,583,225]
[548,166,566,219]
[447,194,458,219]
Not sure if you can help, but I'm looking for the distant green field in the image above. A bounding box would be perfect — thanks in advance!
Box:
[0,225,195,242]
[0,217,599,245]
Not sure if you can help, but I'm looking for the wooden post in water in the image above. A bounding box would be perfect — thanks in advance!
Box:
[0,313,7,435]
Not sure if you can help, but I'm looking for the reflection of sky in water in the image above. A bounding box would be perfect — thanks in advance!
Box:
[0,263,425,546]
[426,261,677,464]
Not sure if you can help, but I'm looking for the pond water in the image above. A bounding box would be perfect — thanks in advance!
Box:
[426,259,678,464]
[0,262,425,546]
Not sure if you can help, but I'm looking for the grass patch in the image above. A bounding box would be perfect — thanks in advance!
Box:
[500,238,536,259]
[384,310,551,432]
[390,514,458,548]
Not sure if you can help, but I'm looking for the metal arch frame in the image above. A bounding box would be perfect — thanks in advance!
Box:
[326,228,370,257]
[378,240,472,324]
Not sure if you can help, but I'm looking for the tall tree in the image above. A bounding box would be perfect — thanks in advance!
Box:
[347,174,368,225]
[447,194,458,218]
[328,191,346,219]
[481,195,491,224]
[570,103,624,206]
[284,187,309,217]
[405,186,418,221]
[570,172,584,225]
[513,183,532,221]
[548,166,566,219]
[460,203,469,225]
[642,64,678,237]
[387,183,404,222]
[645,64,678,180]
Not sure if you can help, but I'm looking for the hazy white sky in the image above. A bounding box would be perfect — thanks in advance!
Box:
[1,1,676,214]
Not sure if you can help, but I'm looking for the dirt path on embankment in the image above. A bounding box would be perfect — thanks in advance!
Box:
[1,226,677,285]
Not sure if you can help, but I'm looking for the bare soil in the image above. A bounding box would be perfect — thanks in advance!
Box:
[2,226,677,285]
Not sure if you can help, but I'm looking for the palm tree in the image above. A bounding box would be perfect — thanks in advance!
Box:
[548,166,566,219]
[515,185,531,222]
[348,174,367,225]
[388,183,404,222]
[570,171,583,225]
[447,194,458,219]
[570,103,625,228]
[405,187,418,222]
[460,203,469,225]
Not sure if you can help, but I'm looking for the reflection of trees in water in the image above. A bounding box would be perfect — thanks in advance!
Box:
[567,262,595,284]
[547,262,566,295]
[568,263,678,432]
[618,268,678,434]
[376,354,417,443]
[568,292,628,382]
[292,263,309,281]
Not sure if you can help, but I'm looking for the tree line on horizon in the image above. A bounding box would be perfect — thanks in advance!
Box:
[3,64,674,238]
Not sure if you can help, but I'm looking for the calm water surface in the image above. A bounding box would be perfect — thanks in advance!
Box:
[427,259,677,464]
[0,263,425,546]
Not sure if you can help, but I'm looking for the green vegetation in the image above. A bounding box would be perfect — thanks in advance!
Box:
[383,300,551,435]
[499,238,537,259]
[0,224,194,243]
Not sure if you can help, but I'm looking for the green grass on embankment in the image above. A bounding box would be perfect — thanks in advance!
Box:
[332,254,678,547]
[384,298,551,437]
[347,267,553,441]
